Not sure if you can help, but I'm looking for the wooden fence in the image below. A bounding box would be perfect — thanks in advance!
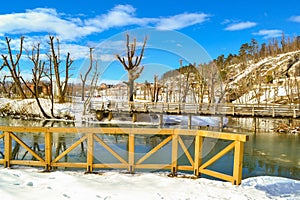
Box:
[90,101,300,118]
[0,126,248,185]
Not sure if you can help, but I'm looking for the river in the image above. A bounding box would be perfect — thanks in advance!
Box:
[0,116,299,181]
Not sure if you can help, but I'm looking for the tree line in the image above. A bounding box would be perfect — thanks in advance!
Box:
[0,36,99,119]
[0,34,147,118]
[159,34,300,105]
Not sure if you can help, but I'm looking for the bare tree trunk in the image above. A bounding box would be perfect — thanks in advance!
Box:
[83,63,99,115]
[116,34,147,102]
[1,36,27,99]
[181,73,190,103]
[0,75,8,95]
[81,48,94,101]
[49,36,73,103]
[21,43,51,119]
[45,56,59,118]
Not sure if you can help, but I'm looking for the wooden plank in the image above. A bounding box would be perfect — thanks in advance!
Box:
[194,135,203,177]
[136,135,172,165]
[176,129,198,136]
[233,141,244,185]
[44,131,52,171]
[51,162,87,168]
[87,133,94,172]
[199,169,234,183]
[0,126,46,133]
[178,165,193,171]
[52,135,87,164]
[135,164,171,170]
[178,136,194,166]
[93,163,128,169]
[199,141,235,170]
[0,159,4,164]
[171,134,178,174]
[128,133,135,173]
[0,133,4,140]
[198,130,249,142]
[10,160,44,166]
[93,134,128,165]
[4,131,11,168]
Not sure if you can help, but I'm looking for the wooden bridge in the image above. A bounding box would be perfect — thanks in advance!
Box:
[0,126,248,185]
[90,101,300,120]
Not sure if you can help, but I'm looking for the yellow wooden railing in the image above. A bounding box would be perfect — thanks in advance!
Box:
[0,126,249,185]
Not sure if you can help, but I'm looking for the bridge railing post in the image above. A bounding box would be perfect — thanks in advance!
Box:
[4,131,12,168]
[171,132,178,175]
[87,133,94,173]
[128,133,135,173]
[45,131,52,171]
[233,140,245,185]
[193,135,203,177]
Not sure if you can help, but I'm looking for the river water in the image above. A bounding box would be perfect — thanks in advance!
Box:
[0,116,299,181]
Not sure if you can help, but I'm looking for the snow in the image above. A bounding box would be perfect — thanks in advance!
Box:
[229,50,300,86]
[0,167,299,200]
[0,98,73,119]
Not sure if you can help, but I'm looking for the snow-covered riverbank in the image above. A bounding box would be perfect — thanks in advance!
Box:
[0,167,299,200]
[0,98,74,120]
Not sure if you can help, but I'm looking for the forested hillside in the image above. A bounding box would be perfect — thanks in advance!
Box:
[161,34,300,105]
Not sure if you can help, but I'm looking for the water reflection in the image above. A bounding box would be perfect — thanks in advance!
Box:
[243,133,300,179]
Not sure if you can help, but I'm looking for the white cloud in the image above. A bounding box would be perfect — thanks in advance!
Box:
[224,21,257,31]
[156,13,209,30]
[289,15,300,22]
[253,29,282,39]
[0,5,210,63]
[0,5,209,42]
[85,4,155,31]
[0,8,98,41]
[98,54,116,62]
[60,43,90,60]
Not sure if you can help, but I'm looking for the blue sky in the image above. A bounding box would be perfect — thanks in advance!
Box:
[0,0,299,83]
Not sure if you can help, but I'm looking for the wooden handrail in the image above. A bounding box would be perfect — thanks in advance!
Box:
[90,101,300,118]
[0,126,249,185]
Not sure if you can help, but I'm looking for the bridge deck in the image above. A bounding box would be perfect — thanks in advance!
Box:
[90,101,300,119]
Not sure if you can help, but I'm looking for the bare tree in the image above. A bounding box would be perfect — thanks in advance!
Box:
[21,43,51,119]
[82,70,99,115]
[1,36,27,99]
[205,62,219,105]
[80,48,94,101]
[45,54,56,118]
[116,34,147,101]
[145,75,161,102]
[0,75,9,95]
[49,36,73,103]
[83,65,99,115]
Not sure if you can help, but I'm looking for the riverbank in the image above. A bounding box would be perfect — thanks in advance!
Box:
[0,167,299,200]
[0,98,74,120]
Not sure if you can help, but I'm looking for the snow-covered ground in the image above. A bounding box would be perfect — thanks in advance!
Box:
[0,167,299,200]
[0,98,74,120]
